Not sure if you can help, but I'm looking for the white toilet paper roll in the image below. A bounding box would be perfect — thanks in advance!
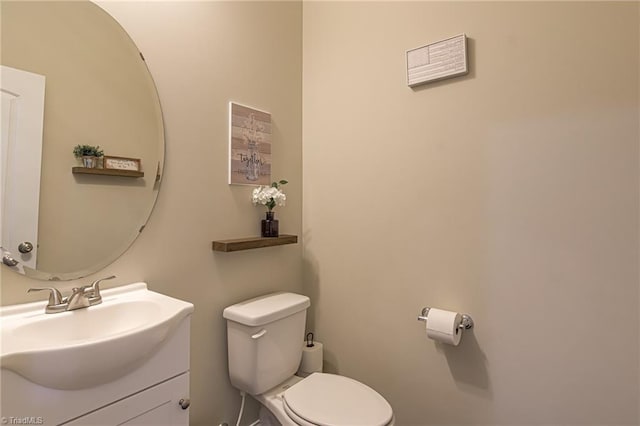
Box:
[425,308,462,346]
[298,341,323,376]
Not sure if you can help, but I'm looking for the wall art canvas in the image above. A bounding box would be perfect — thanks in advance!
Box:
[229,102,272,185]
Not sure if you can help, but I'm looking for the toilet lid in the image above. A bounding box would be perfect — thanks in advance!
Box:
[283,373,393,426]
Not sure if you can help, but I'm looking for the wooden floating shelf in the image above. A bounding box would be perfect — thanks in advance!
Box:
[212,234,298,252]
[72,167,144,178]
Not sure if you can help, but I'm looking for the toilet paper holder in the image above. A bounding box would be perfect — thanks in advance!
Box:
[417,307,474,330]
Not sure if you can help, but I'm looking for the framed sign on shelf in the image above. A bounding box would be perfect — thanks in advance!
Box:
[103,156,141,172]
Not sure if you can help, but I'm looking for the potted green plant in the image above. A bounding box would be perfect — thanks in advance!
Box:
[73,144,104,168]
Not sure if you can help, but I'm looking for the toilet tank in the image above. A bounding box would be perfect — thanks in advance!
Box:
[223,292,310,395]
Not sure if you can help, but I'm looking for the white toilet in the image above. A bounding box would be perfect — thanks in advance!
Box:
[223,292,394,426]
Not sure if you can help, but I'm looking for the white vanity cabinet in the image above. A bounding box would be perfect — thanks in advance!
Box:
[1,316,192,426]
[65,373,189,425]
[0,284,194,426]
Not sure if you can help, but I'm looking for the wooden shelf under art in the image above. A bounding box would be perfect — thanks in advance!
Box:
[72,167,144,178]
[212,235,298,252]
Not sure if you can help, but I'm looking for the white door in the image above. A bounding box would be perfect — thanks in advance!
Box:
[0,65,45,272]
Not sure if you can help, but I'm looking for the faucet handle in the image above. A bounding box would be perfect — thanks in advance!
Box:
[88,275,116,295]
[84,275,116,305]
[28,287,64,306]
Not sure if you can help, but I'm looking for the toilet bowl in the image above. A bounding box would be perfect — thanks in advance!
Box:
[223,292,394,426]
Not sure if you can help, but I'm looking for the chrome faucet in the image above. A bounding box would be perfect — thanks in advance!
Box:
[65,287,92,310]
[28,275,116,314]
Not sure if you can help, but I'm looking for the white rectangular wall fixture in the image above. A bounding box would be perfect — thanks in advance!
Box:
[406,34,468,87]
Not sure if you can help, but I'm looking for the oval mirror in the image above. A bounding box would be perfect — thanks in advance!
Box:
[1,1,164,280]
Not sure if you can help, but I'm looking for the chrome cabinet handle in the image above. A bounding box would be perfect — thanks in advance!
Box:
[178,398,190,409]
[18,242,33,253]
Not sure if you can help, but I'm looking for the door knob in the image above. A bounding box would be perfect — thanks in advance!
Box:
[2,254,18,266]
[18,242,33,253]
[178,398,190,409]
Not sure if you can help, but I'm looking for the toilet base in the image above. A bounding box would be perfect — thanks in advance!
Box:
[253,375,304,426]
[258,406,281,426]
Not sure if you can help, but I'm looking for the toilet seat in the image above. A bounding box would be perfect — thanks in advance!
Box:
[282,373,393,426]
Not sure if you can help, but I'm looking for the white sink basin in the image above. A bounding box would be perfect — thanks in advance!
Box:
[0,283,193,390]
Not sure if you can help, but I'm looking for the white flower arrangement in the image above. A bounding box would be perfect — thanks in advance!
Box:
[252,180,288,211]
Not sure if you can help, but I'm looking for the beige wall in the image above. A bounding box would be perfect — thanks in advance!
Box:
[302,1,639,425]
[2,1,639,425]
[1,2,302,425]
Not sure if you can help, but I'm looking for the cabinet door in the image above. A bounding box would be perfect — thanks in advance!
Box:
[65,373,189,426]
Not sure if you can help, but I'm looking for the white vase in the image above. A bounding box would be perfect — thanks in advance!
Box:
[82,156,97,168]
